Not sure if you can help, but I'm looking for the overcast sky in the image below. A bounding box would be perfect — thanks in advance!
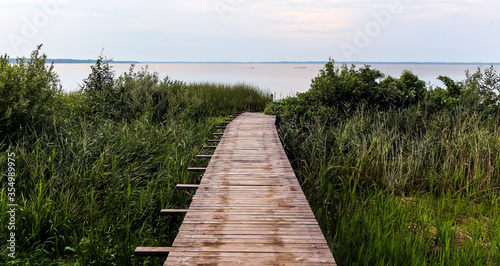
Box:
[1,0,499,62]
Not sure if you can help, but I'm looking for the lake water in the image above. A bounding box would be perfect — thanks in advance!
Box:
[52,63,499,99]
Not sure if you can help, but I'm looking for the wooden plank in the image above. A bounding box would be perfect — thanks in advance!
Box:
[176,184,199,190]
[195,155,212,159]
[175,226,325,235]
[160,209,189,216]
[166,255,335,265]
[207,139,221,142]
[135,247,172,257]
[202,146,217,150]
[167,251,335,258]
[187,167,206,172]
[167,244,331,253]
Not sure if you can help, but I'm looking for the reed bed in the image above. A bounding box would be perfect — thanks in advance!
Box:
[0,50,271,265]
[273,87,500,265]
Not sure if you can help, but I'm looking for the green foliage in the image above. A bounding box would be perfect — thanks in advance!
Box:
[428,67,500,112]
[114,64,185,123]
[79,58,270,123]
[279,60,498,121]
[273,60,500,265]
[1,114,220,265]
[307,59,427,111]
[178,82,270,120]
[0,45,61,140]
[277,105,500,265]
[465,66,500,107]
[0,47,271,265]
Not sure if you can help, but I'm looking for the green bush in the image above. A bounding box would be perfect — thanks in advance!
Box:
[0,45,61,140]
[307,59,426,111]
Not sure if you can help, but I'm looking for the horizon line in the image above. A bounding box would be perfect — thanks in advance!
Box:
[137,61,500,65]
[9,58,500,65]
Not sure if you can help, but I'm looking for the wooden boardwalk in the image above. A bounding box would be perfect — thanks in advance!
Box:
[138,113,336,265]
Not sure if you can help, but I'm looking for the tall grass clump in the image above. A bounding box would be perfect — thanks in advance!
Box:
[0,46,270,265]
[269,59,500,265]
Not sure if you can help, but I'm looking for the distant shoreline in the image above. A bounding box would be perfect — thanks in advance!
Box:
[8,58,500,65]
[138,61,500,65]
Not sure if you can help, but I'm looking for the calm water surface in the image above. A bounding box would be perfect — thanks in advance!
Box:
[52,63,499,99]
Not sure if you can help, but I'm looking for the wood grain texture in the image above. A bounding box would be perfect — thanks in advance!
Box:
[165,113,336,265]
[135,247,172,257]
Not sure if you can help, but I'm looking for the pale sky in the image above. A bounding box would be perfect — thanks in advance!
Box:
[1,0,499,62]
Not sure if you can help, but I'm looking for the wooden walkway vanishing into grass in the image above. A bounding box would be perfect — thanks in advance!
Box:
[136,112,336,265]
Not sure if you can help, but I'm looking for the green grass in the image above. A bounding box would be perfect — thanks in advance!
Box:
[0,112,224,265]
[275,104,500,265]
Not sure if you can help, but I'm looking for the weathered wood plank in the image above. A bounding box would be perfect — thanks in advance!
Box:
[176,184,200,190]
[135,247,172,256]
[187,167,206,172]
[160,209,189,216]
[195,155,212,159]
[168,244,331,253]
[202,146,217,150]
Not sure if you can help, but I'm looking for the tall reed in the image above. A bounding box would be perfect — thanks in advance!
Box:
[277,104,500,265]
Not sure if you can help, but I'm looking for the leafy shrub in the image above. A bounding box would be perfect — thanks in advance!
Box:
[465,66,500,108]
[308,59,426,111]
[115,65,185,123]
[80,55,119,119]
[0,45,61,140]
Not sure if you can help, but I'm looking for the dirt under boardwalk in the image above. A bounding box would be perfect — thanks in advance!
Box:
[165,113,336,265]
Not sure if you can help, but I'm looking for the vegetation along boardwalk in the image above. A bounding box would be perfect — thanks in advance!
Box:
[136,112,336,265]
